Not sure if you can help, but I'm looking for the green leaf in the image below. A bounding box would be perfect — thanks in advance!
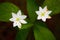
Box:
[42,0,60,15]
[27,0,39,23]
[0,2,19,22]
[15,29,30,40]
[34,21,56,40]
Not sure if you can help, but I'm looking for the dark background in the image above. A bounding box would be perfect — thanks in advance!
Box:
[0,0,60,40]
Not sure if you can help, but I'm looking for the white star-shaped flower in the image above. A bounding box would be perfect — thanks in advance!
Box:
[9,10,27,28]
[36,6,52,22]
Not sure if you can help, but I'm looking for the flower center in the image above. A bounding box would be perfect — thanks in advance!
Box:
[41,13,45,17]
[16,18,20,21]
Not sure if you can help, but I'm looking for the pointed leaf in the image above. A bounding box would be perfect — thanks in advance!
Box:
[27,0,39,23]
[34,21,56,40]
[0,2,19,22]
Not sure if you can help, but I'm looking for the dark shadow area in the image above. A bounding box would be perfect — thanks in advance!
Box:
[46,13,60,40]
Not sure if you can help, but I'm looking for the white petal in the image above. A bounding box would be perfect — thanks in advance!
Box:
[48,16,51,19]
[12,12,17,18]
[20,20,27,24]
[17,10,22,16]
[39,7,43,11]
[44,6,47,9]
[20,15,27,19]
[17,22,22,28]
[46,11,52,14]
[43,6,47,11]
[13,22,17,27]
[9,18,15,21]
[36,11,40,15]
[37,16,41,20]
[42,17,46,22]
[13,21,22,28]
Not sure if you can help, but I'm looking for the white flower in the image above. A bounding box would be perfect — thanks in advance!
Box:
[36,6,52,22]
[9,10,27,28]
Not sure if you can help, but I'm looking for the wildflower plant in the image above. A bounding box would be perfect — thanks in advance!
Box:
[9,10,27,28]
[0,0,60,40]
